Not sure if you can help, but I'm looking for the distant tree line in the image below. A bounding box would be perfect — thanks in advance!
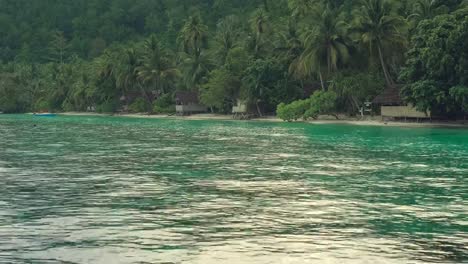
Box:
[0,0,467,118]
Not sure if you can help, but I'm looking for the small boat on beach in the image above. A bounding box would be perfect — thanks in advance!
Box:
[33,113,57,117]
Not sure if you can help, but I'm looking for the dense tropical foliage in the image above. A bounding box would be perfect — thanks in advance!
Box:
[0,0,467,119]
[400,9,468,116]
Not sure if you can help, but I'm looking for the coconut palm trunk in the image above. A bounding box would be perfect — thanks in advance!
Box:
[319,71,326,91]
[256,100,262,117]
[139,84,153,111]
[327,44,332,75]
[377,44,394,86]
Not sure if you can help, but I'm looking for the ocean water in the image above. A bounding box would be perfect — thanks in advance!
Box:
[0,114,467,264]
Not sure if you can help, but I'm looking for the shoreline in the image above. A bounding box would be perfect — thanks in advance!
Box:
[54,112,468,129]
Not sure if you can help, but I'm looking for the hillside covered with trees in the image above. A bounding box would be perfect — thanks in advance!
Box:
[0,0,467,118]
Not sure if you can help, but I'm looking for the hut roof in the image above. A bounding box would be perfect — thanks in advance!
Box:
[373,85,403,105]
[175,91,200,104]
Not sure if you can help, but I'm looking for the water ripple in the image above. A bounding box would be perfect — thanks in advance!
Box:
[0,115,467,263]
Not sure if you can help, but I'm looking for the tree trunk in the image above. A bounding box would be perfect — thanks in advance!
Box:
[263,0,269,11]
[157,79,165,95]
[256,100,262,117]
[319,71,326,91]
[350,95,361,115]
[377,44,394,86]
[139,85,153,112]
[327,45,332,76]
[124,90,130,110]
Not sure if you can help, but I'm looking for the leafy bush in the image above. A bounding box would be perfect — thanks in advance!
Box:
[153,94,175,114]
[277,99,310,122]
[304,91,338,120]
[277,91,337,121]
[128,98,150,113]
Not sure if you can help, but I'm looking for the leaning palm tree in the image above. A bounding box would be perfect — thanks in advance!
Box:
[354,0,406,86]
[137,35,179,95]
[293,7,350,90]
[178,15,208,58]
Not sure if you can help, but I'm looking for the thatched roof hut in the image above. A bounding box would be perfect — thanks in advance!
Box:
[373,85,403,106]
[175,91,200,105]
[373,85,430,119]
[174,91,207,115]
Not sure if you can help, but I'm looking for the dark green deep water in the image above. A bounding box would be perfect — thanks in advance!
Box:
[0,115,467,264]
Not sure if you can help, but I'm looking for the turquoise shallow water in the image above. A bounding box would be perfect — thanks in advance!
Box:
[0,114,467,264]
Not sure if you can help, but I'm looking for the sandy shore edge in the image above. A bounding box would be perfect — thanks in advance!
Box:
[50,112,468,129]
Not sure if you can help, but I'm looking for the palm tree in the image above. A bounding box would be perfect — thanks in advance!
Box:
[48,63,74,110]
[354,0,406,86]
[411,0,448,22]
[248,8,270,58]
[242,63,266,117]
[69,72,95,111]
[294,7,350,90]
[179,52,212,90]
[115,48,145,105]
[95,51,117,81]
[137,35,179,95]
[178,15,208,58]
[178,15,210,89]
[94,50,121,103]
[276,19,304,63]
[288,0,317,19]
[213,15,241,65]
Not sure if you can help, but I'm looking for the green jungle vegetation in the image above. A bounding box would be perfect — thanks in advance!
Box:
[0,0,467,119]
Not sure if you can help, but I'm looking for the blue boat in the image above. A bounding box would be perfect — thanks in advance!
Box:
[33,113,57,117]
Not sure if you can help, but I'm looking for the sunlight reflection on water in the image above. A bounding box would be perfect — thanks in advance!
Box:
[0,115,467,263]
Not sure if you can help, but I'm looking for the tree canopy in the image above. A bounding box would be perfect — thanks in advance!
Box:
[0,0,466,118]
[400,10,468,116]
